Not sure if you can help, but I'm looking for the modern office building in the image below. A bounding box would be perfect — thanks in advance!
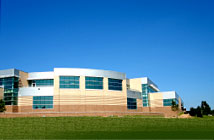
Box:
[0,68,183,116]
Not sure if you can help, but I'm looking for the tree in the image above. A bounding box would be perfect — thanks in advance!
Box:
[211,110,214,116]
[196,106,203,117]
[201,101,211,115]
[189,107,197,116]
[0,99,6,112]
[189,106,203,117]
[171,100,179,111]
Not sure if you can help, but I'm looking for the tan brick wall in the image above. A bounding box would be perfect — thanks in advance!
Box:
[18,105,128,113]
[0,88,3,100]
[137,99,143,111]
[5,106,18,113]
[179,97,182,110]
[0,111,164,118]
[6,105,177,117]
[18,96,32,106]
[141,106,181,117]
[19,71,28,87]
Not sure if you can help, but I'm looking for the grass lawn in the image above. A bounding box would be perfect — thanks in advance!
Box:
[0,116,214,139]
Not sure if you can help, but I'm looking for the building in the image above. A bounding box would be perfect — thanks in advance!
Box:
[0,68,184,117]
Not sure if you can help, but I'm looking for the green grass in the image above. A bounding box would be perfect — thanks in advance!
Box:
[0,116,214,139]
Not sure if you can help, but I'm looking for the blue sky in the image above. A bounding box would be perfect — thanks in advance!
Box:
[0,0,213,110]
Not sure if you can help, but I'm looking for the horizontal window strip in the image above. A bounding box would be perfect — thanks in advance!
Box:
[60,76,80,89]
[33,96,53,109]
[85,77,103,90]
[108,78,122,91]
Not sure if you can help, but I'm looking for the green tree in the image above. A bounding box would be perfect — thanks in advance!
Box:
[189,107,197,116]
[0,99,6,112]
[196,106,203,117]
[211,110,214,116]
[171,100,179,111]
[201,101,211,115]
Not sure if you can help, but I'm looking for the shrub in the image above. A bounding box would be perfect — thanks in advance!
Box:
[211,110,214,116]
[196,106,203,118]
[0,99,6,112]
[189,107,197,116]
[171,100,179,111]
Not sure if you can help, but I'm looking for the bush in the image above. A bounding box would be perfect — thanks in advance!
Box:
[211,110,214,116]
[196,106,203,117]
[189,107,197,116]
[171,100,179,111]
[189,101,214,117]
[0,99,6,112]
[189,106,203,117]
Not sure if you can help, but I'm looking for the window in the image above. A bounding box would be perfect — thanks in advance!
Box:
[142,84,157,107]
[85,77,103,89]
[127,98,137,109]
[163,98,178,106]
[29,79,54,87]
[33,96,53,109]
[59,76,79,89]
[0,77,19,105]
[108,78,122,91]
[142,95,149,107]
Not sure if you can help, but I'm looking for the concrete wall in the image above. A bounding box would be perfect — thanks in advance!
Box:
[18,74,128,113]
[53,76,127,112]
[149,93,163,107]
[129,78,142,92]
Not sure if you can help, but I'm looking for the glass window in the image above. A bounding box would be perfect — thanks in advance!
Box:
[108,78,122,91]
[127,98,137,109]
[29,79,54,87]
[142,84,149,107]
[33,96,53,109]
[142,84,158,107]
[163,98,178,106]
[59,76,79,89]
[0,77,19,105]
[85,77,103,89]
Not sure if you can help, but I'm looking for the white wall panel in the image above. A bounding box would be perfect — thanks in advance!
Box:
[28,72,54,80]
[19,87,54,96]
[162,91,176,99]
[54,68,126,80]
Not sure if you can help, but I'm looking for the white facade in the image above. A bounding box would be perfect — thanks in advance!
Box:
[19,87,54,97]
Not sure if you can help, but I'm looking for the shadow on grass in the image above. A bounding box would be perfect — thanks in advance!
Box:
[51,131,214,139]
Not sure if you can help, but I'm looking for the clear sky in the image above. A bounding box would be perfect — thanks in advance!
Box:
[0,0,213,110]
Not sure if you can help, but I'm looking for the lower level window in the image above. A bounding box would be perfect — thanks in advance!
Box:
[163,98,178,106]
[33,96,53,109]
[127,98,137,109]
